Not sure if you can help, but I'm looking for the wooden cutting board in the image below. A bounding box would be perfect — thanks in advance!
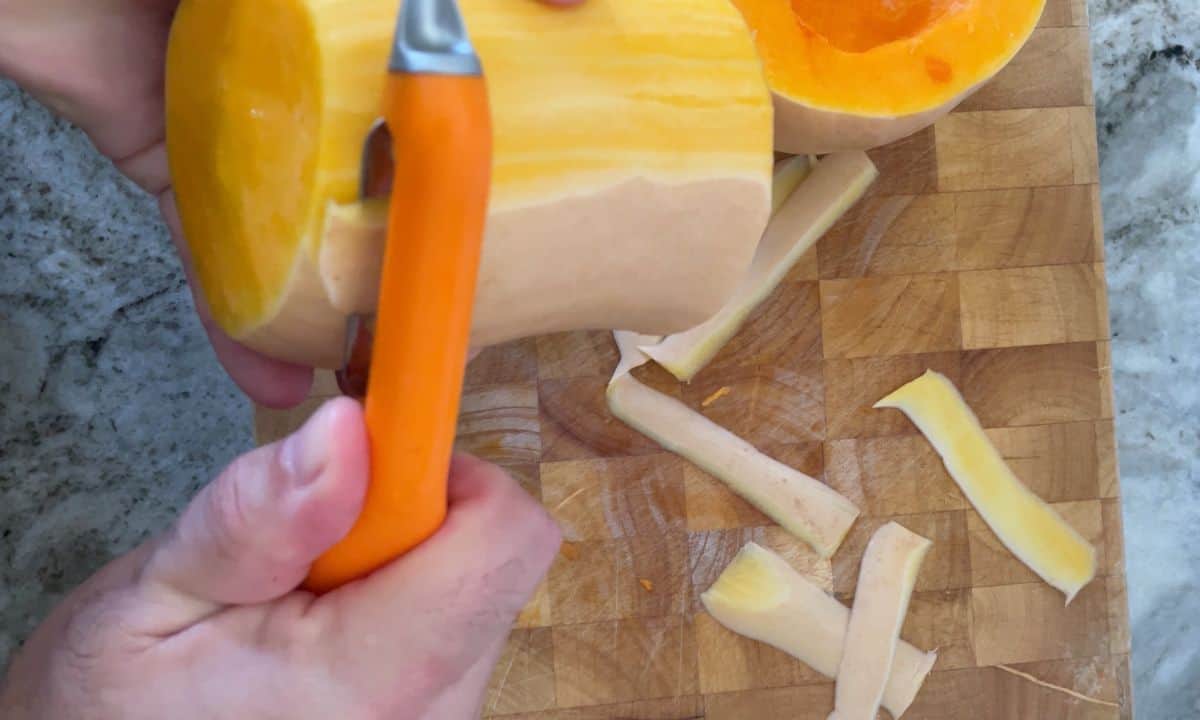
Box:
[255,0,1132,715]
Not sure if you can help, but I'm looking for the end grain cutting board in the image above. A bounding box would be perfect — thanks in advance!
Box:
[255,0,1133,715]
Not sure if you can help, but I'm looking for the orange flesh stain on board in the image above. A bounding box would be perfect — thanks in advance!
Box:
[789,0,961,53]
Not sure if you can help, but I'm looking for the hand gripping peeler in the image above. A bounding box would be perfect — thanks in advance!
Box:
[303,0,492,593]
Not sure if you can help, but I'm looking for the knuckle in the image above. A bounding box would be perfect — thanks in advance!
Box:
[205,467,254,563]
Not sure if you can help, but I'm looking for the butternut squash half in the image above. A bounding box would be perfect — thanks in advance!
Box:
[165,0,773,368]
[733,0,1046,152]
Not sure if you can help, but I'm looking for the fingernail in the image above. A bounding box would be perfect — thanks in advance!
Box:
[280,401,338,489]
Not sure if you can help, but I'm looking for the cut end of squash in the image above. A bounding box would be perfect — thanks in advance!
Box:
[877,370,1098,602]
[791,0,962,54]
[731,0,1047,152]
[166,0,322,335]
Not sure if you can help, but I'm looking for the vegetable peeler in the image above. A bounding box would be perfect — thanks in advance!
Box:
[303,0,492,593]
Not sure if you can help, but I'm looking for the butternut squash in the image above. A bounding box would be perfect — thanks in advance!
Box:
[732,0,1047,152]
[165,0,773,368]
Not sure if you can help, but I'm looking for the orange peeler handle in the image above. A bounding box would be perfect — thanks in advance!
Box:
[303,73,492,593]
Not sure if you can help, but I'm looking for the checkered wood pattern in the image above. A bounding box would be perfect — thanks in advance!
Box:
[255,0,1131,715]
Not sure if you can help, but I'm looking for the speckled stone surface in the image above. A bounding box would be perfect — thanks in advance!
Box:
[1090,1,1200,717]
[0,81,252,664]
[2,2,1199,715]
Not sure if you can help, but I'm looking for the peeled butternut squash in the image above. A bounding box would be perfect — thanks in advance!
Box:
[165,0,773,368]
[732,0,1046,152]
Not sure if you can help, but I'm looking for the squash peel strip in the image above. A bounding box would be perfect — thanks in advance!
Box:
[771,154,815,215]
[875,370,1098,603]
[701,542,937,719]
[831,522,933,720]
[642,152,877,382]
[607,332,859,558]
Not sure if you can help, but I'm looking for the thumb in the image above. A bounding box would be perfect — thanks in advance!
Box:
[137,398,368,630]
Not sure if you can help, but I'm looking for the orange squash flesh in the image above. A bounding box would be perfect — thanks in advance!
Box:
[734,0,1046,152]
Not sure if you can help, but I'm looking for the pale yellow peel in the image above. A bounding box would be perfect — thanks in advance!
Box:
[994,664,1120,708]
[643,152,877,382]
[701,542,937,719]
[608,333,859,558]
[771,155,814,215]
[611,330,662,378]
[875,370,1098,603]
[830,522,933,720]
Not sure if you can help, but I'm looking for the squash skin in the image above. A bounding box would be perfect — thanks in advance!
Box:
[772,89,968,154]
[165,0,774,368]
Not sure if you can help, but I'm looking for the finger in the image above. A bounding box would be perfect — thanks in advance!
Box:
[328,455,560,710]
[159,191,314,409]
[137,398,368,631]
[202,321,314,409]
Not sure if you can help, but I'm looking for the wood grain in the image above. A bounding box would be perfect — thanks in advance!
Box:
[680,365,825,447]
[548,532,689,623]
[833,512,972,595]
[695,611,828,694]
[467,338,540,387]
[698,281,823,370]
[971,582,1109,666]
[494,696,705,720]
[456,383,540,464]
[824,351,962,438]
[252,8,1129,714]
[903,588,976,670]
[541,455,686,541]
[984,423,1101,502]
[906,658,1122,720]
[865,126,938,196]
[820,274,961,359]
[536,332,618,381]
[957,28,1091,111]
[959,264,1106,349]
[960,343,1104,427]
[552,616,698,707]
[484,628,557,716]
[955,185,1097,270]
[936,109,1077,191]
[820,193,957,278]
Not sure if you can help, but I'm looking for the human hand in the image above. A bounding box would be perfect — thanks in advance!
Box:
[0,0,583,408]
[0,399,562,719]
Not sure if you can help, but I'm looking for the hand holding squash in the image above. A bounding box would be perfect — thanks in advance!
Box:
[0,0,586,408]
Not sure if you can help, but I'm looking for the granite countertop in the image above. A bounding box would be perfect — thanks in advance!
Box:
[1089,1,1200,716]
[2,1,1197,716]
